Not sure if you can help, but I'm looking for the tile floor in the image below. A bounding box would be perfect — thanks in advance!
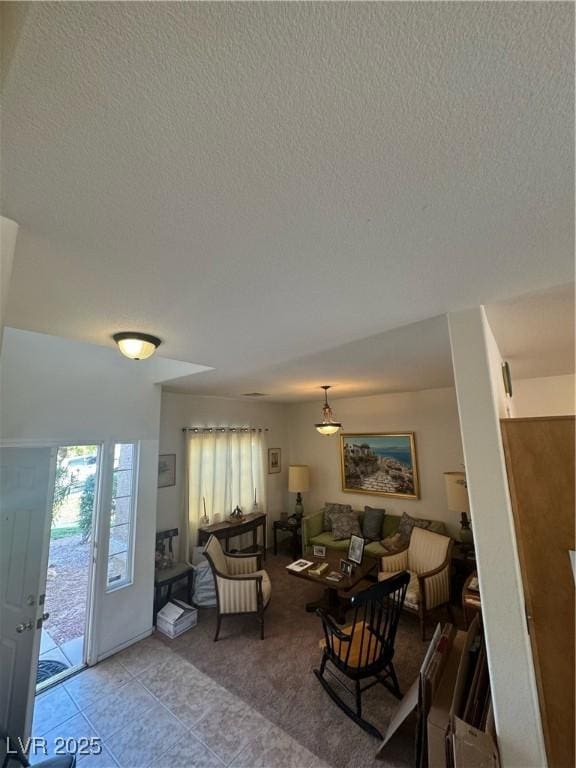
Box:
[31,633,330,768]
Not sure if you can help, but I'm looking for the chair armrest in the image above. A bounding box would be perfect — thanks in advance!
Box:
[225,553,262,574]
[380,548,409,573]
[418,560,451,610]
[418,558,450,580]
[215,572,263,613]
[317,608,352,643]
[302,510,324,552]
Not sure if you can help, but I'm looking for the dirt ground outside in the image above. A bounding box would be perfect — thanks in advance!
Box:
[44,533,90,646]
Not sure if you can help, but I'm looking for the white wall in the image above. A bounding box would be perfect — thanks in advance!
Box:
[448,307,546,768]
[158,391,290,552]
[287,387,464,536]
[513,373,575,417]
[0,328,163,659]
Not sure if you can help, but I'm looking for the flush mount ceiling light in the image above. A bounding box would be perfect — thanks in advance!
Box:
[315,385,342,436]
[112,332,161,360]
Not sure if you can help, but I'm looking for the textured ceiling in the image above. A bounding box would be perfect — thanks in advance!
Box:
[486,283,575,381]
[2,2,574,398]
[163,314,454,400]
[166,286,575,401]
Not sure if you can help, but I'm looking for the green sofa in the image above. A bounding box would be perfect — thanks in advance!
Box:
[301,508,447,559]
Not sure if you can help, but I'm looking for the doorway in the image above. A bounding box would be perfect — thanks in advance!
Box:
[36,445,99,690]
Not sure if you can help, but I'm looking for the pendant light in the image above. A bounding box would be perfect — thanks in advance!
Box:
[113,332,162,360]
[315,385,342,435]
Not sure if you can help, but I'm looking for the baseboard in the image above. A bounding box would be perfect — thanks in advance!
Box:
[96,626,153,663]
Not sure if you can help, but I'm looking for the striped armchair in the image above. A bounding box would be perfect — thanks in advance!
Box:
[379,527,453,639]
[203,535,272,641]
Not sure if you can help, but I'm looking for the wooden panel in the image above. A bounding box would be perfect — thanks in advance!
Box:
[501,417,575,768]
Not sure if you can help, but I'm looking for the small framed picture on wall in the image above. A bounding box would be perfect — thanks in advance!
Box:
[268,448,281,474]
[158,454,176,488]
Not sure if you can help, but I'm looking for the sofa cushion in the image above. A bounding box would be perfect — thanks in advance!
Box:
[309,532,349,551]
[331,510,362,541]
[322,502,353,532]
[362,506,386,541]
[365,540,388,558]
[381,515,402,539]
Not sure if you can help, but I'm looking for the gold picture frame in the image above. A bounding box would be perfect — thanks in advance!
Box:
[340,432,420,499]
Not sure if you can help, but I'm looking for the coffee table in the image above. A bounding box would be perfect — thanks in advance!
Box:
[287,553,376,623]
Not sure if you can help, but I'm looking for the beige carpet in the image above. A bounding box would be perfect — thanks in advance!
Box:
[165,552,428,768]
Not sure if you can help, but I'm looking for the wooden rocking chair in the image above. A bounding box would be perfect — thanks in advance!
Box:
[314,570,410,739]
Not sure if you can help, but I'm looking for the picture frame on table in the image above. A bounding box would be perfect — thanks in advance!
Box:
[268,447,281,474]
[348,534,365,565]
[158,454,176,488]
[339,559,353,577]
[313,545,326,558]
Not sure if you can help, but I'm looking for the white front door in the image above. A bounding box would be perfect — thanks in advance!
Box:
[0,446,55,739]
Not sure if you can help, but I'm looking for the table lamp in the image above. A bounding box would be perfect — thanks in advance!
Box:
[444,471,473,547]
[288,465,310,520]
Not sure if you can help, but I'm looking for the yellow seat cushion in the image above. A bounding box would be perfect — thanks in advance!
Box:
[319,621,382,668]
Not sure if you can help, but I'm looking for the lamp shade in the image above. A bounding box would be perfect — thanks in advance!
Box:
[113,332,161,360]
[288,465,310,493]
[316,423,341,436]
[444,471,470,513]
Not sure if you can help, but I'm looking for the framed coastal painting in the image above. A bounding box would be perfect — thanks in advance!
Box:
[340,433,419,499]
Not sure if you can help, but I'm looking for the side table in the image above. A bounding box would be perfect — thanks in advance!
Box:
[273,518,302,559]
[154,562,194,622]
[462,571,481,628]
[198,512,267,560]
[451,542,477,605]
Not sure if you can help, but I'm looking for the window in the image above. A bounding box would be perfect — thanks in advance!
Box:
[106,442,138,591]
[186,429,266,542]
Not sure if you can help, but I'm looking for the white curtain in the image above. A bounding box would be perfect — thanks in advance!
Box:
[183,429,266,561]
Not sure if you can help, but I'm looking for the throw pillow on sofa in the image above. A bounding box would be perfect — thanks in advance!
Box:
[380,532,406,552]
[362,506,386,541]
[391,512,434,549]
[322,502,353,532]
[331,510,362,541]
